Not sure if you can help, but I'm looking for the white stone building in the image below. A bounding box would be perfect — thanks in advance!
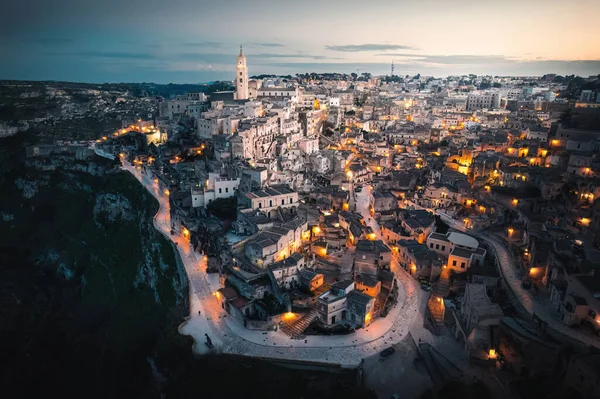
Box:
[191,173,240,208]
[427,232,486,273]
[245,185,299,218]
[235,46,248,100]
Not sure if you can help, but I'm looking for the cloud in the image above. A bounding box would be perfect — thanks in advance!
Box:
[253,53,342,60]
[177,52,342,64]
[45,50,159,60]
[163,61,231,72]
[376,53,515,65]
[183,41,222,47]
[325,44,417,52]
[247,42,284,48]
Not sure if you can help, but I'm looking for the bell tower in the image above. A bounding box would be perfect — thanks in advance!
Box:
[236,45,248,100]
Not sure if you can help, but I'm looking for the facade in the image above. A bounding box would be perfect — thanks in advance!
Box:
[466,92,501,111]
[245,218,308,268]
[191,173,240,208]
[551,272,600,334]
[370,191,397,214]
[268,252,305,290]
[298,137,319,155]
[427,232,486,273]
[245,185,299,218]
[317,281,375,328]
[397,239,442,280]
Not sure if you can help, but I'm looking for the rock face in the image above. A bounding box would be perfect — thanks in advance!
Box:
[93,192,135,227]
[0,138,188,398]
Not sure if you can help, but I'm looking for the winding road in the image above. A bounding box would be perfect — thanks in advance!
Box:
[120,159,425,367]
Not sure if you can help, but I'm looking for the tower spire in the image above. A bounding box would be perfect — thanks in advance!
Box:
[239,45,243,57]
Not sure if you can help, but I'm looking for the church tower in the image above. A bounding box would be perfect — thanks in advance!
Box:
[236,46,248,100]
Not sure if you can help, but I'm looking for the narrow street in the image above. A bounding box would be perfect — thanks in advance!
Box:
[479,232,600,349]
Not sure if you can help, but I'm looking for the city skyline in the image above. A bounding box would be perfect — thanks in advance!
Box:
[2,0,600,83]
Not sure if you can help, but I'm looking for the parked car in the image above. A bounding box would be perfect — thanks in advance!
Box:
[420,284,431,291]
[380,347,396,357]
[355,187,362,192]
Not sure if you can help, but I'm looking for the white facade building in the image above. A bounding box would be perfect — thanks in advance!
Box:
[466,92,501,111]
[427,232,486,273]
[298,137,319,155]
[245,185,299,218]
[191,173,240,208]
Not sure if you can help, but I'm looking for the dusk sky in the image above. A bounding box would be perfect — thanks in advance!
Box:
[2,0,600,83]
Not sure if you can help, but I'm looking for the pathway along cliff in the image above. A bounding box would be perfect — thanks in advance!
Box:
[121,157,424,368]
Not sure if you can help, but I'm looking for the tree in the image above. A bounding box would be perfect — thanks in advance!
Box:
[207,197,237,220]
[559,109,573,127]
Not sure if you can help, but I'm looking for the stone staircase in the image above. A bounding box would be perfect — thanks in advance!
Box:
[281,309,318,339]
[427,269,450,335]
[432,268,450,298]
[428,297,446,333]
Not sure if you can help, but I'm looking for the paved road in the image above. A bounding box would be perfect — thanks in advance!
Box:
[479,232,600,349]
[118,159,425,367]
[404,193,600,350]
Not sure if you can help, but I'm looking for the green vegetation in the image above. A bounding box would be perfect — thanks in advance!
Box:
[207,197,238,220]
[0,132,374,399]
[0,132,187,398]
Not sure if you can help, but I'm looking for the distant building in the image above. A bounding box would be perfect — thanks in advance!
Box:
[235,46,248,100]
[466,92,501,111]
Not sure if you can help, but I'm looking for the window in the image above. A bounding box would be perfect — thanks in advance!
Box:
[225,187,229,193]
[452,260,457,266]
[436,244,439,250]
[269,200,273,207]
[441,246,446,251]
[282,199,285,205]
[218,188,222,194]
[430,243,434,249]
[461,262,466,269]
[239,78,243,83]
[259,203,262,208]
[239,72,242,76]
[290,198,293,204]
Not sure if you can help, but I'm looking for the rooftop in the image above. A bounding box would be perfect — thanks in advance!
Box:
[429,232,450,242]
[347,290,374,306]
[448,232,479,249]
